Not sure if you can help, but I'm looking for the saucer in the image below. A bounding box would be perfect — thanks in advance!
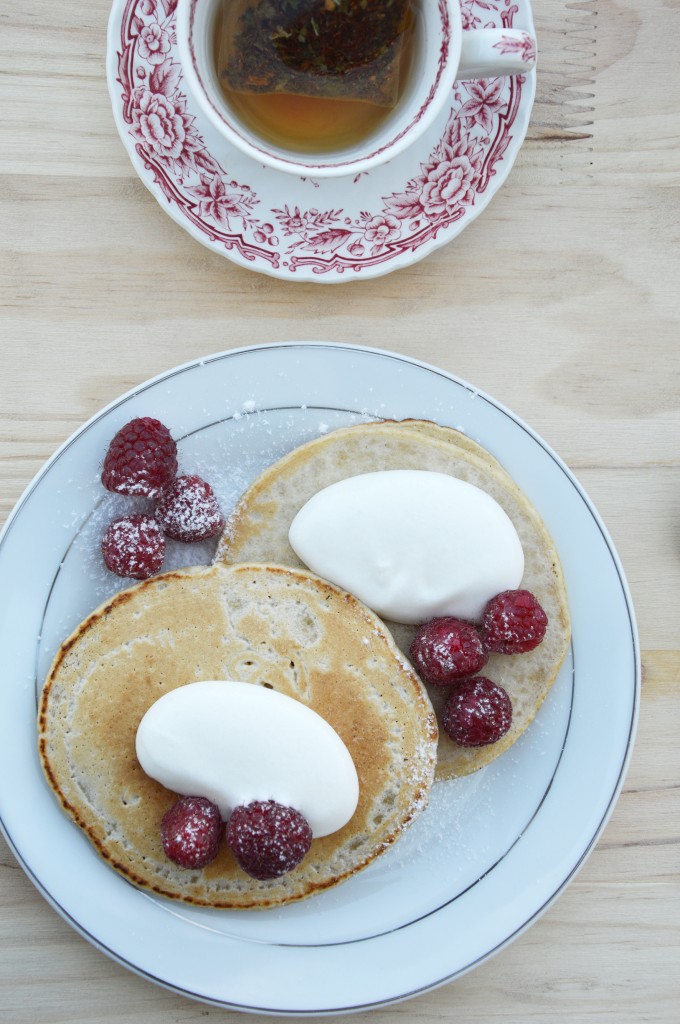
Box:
[106,0,536,282]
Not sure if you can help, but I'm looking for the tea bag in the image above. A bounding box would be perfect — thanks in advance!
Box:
[218,0,413,108]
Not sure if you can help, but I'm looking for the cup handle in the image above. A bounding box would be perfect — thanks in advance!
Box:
[458,29,537,80]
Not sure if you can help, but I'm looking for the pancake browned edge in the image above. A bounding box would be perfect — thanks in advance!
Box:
[214,420,571,780]
[38,563,437,909]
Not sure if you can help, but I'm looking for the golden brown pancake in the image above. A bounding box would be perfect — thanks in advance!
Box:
[214,420,571,779]
[38,563,437,908]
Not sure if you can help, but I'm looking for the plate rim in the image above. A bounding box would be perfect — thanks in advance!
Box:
[0,342,640,1014]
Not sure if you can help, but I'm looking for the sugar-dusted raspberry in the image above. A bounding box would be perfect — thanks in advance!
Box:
[161,796,223,869]
[101,417,177,498]
[410,617,488,686]
[154,474,223,543]
[101,513,165,579]
[482,589,548,654]
[442,676,512,747]
[226,800,312,881]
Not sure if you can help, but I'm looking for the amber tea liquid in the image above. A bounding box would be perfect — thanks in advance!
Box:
[213,3,416,155]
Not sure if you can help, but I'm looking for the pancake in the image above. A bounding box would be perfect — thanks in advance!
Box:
[38,563,437,909]
[215,420,571,779]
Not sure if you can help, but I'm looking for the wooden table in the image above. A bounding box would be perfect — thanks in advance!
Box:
[1,0,678,1020]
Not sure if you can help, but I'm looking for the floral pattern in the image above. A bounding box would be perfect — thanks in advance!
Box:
[130,88,186,161]
[457,79,508,135]
[494,32,537,64]
[137,23,171,65]
[186,174,259,231]
[115,0,531,277]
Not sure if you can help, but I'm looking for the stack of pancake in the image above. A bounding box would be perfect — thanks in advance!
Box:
[38,420,570,908]
[216,420,571,779]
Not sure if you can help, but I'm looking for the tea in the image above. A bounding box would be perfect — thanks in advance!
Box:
[214,0,416,155]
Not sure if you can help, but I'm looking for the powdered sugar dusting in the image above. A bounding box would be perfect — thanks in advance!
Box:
[227,800,313,880]
[443,677,513,747]
[162,796,222,868]
[377,770,493,872]
[37,406,379,684]
[155,475,223,543]
[101,513,165,579]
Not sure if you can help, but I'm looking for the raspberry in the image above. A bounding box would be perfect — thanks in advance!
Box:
[410,617,488,685]
[482,589,548,654]
[161,796,223,869]
[101,514,165,579]
[226,801,313,880]
[101,417,177,498]
[155,474,223,543]
[442,676,512,747]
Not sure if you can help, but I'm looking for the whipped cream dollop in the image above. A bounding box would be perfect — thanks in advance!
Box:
[136,681,359,838]
[289,470,524,625]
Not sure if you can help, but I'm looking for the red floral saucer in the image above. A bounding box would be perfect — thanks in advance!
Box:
[107,0,536,282]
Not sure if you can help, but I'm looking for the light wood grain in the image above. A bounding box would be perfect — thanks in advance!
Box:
[1,0,679,1020]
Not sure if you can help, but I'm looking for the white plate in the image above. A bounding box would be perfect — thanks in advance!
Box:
[0,344,639,1014]
[106,0,536,282]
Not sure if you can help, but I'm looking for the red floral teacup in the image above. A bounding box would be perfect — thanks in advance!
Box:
[177,0,536,178]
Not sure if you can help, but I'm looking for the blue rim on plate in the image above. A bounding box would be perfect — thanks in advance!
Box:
[0,344,639,1014]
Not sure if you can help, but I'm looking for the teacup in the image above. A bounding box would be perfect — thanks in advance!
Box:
[177,0,536,178]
